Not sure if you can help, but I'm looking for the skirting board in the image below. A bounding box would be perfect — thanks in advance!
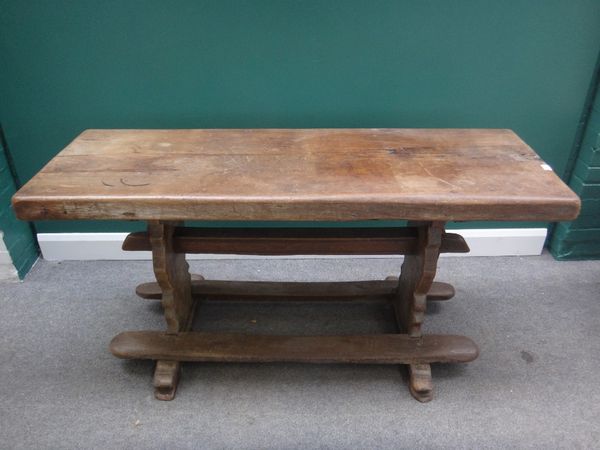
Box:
[0,233,19,281]
[37,228,548,261]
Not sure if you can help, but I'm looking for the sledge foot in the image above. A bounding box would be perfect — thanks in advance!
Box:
[408,363,433,402]
[153,360,181,401]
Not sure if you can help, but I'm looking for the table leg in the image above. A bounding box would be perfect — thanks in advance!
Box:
[111,221,478,402]
[391,221,444,402]
[148,220,196,400]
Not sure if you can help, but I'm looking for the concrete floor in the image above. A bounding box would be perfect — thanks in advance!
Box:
[0,254,599,449]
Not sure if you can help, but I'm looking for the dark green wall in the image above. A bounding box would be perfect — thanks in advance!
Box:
[551,72,600,259]
[0,129,38,278]
[1,0,599,233]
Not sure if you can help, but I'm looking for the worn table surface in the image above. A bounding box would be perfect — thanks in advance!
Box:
[12,129,580,222]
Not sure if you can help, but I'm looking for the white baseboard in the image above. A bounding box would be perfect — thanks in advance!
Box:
[37,228,548,261]
[0,263,18,281]
[0,233,19,281]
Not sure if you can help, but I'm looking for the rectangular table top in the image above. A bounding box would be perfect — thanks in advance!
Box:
[12,128,580,222]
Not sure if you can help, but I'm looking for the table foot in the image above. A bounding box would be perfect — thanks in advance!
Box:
[408,363,433,402]
[153,360,181,401]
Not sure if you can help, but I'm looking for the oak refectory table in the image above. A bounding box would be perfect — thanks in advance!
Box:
[12,129,580,402]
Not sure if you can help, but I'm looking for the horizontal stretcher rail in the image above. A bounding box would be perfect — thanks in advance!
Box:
[122,227,470,255]
[110,331,479,364]
[135,279,455,302]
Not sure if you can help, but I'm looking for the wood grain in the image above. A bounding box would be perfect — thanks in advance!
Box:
[12,129,580,222]
[110,331,479,364]
[148,221,194,333]
[147,221,197,400]
[153,360,180,401]
[135,279,455,302]
[122,227,470,255]
[393,222,444,338]
[407,364,433,402]
[391,221,445,401]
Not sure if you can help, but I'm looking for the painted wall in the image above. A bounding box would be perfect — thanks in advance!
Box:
[1,0,599,233]
[551,72,600,259]
[0,131,38,278]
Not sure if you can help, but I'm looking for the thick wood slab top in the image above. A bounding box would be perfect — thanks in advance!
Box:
[12,129,580,222]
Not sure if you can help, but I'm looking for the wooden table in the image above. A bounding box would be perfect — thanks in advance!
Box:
[13,129,580,402]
